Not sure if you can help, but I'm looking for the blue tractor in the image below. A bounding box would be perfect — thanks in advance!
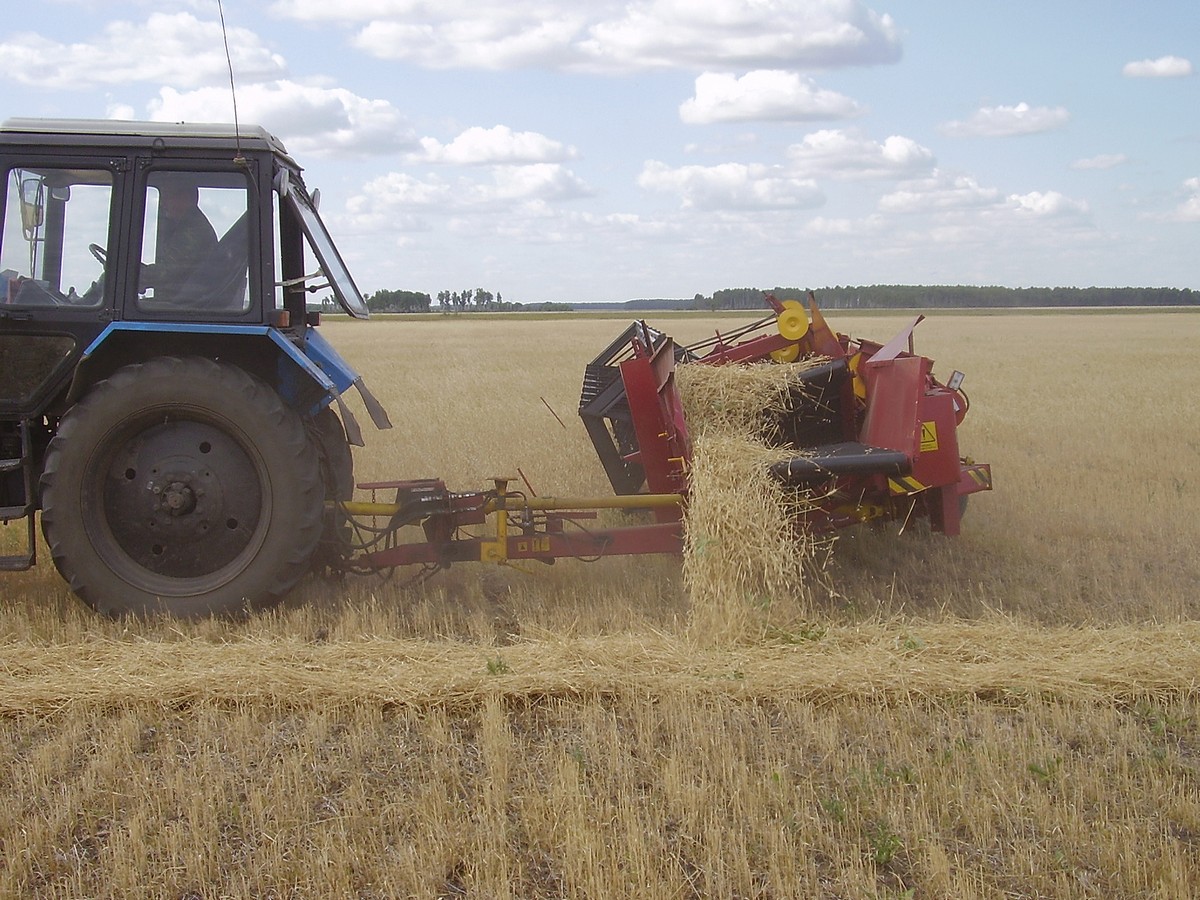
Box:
[0,119,390,617]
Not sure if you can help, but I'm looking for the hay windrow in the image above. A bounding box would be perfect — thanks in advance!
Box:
[3,624,1199,714]
[675,359,834,642]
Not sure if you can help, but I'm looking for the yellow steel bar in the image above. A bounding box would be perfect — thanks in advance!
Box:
[480,477,511,563]
[484,493,683,514]
[338,492,683,518]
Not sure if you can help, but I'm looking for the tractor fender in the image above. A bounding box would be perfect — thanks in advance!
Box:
[66,323,388,444]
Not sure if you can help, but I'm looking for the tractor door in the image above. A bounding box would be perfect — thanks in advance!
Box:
[0,160,124,417]
[0,157,125,559]
[124,162,264,322]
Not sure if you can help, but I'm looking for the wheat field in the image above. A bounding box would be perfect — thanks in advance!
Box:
[1,309,1199,898]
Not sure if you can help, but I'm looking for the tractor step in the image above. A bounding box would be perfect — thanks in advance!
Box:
[0,508,36,571]
[0,420,37,570]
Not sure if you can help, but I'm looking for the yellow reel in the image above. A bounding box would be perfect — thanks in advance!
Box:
[776,299,809,341]
[770,343,800,363]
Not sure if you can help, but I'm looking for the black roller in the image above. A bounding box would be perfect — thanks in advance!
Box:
[770,441,911,485]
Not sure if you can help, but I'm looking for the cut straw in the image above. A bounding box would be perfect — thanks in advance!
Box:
[675,359,834,643]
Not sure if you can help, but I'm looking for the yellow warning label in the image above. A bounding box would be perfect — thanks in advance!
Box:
[920,420,939,453]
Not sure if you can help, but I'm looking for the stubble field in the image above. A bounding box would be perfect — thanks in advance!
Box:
[2,308,1199,898]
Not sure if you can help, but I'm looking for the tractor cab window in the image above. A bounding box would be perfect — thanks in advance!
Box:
[137,171,251,314]
[0,167,112,308]
[279,174,369,319]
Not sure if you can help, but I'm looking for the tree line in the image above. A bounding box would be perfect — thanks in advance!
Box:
[349,284,1198,314]
[704,285,1199,310]
[358,287,573,313]
[363,289,432,313]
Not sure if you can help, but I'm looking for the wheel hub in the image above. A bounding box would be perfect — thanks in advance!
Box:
[146,462,214,534]
[99,419,265,579]
[159,479,197,515]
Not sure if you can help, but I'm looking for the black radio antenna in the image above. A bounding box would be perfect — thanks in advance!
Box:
[216,0,245,163]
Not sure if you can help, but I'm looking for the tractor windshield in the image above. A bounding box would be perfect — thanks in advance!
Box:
[284,182,369,319]
[1,166,113,308]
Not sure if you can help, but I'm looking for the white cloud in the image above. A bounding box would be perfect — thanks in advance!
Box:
[879,171,1002,213]
[105,100,137,120]
[1008,190,1089,217]
[1122,56,1193,78]
[786,129,934,180]
[1070,154,1129,171]
[146,81,416,157]
[580,0,902,72]
[275,0,902,73]
[1169,177,1200,222]
[409,126,577,165]
[353,11,586,71]
[0,13,285,90]
[353,172,454,213]
[803,214,885,236]
[490,163,592,203]
[939,102,1070,138]
[348,163,592,219]
[679,71,863,124]
[638,160,823,210]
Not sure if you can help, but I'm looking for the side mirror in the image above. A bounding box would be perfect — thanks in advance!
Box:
[19,176,44,236]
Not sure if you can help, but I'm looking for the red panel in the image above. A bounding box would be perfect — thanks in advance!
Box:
[512,522,683,560]
[860,355,925,461]
[929,486,962,536]
[799,300,846,359]
[620,339,689,519]
[699,332,796,365]
[958,463,993,496]
[911,390,961,489]
[867,315,925,363]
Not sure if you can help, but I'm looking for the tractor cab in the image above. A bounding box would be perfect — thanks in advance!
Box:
[0,119,373,418]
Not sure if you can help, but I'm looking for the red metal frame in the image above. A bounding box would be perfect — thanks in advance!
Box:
[363,521,682,569]
[618,335,689,514]
[613,295,991,536]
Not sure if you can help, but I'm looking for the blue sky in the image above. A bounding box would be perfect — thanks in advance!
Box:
[3,1,1197,302]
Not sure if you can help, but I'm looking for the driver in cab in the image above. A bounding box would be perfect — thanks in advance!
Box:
[139,175,218,303]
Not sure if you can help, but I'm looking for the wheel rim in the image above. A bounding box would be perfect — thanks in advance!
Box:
[81,409,273,596]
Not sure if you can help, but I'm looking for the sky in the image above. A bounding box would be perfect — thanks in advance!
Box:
[3,1,1198,303]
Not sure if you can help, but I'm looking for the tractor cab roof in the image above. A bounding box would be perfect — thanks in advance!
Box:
[0,118,298,167]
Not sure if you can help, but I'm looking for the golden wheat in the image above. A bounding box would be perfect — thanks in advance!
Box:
[2,309,1199,898]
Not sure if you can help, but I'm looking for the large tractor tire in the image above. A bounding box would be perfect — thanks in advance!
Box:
[306,406,355,573]
[40,357,325,618]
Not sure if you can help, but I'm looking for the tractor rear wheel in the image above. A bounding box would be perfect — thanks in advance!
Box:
[307,406,355,572]
[40,357,324,618]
